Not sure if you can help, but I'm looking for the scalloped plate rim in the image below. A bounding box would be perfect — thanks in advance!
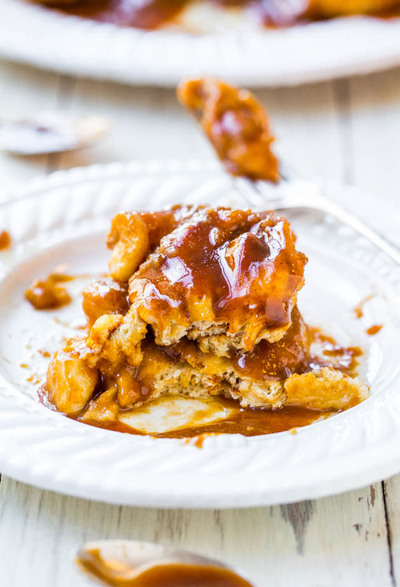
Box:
[0,160,399,508]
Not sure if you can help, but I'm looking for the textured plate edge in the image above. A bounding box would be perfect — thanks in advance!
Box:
[1,424,400,509]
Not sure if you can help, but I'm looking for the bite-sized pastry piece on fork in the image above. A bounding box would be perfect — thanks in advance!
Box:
[179,77,400,266]
[177,78,279,182]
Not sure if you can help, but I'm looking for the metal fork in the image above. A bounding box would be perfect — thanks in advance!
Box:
[234,164,400,266]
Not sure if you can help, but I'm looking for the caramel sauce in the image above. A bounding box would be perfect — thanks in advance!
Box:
[131,208,306,340]
[72,312,362,439]
[353,293,375,319]
[83,278,129,328]
[309,327,362,374]
[80,401,332,439]
[178,79,279,181]
[47,0,400,31]
[160,404,331,438]
[39,202,367,439]
[232,306,310,381]
[354,306,363,319]
[25,271,93,311]
[47,272,76,282]
[366,324,383,336]
[108,205,198,254]
[77,548,252,587]
[0,230,11,250]
[27,374,41,384]
[184,434,216,447]
[164,310,361,382]
[25,273,73,310]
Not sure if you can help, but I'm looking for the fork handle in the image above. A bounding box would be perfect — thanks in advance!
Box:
[279,163,400,266]
[235,174,400,266]
[276,198,400,266]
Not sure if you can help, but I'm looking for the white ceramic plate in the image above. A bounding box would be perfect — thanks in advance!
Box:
[0,160,399,508]
[1,0,400,86]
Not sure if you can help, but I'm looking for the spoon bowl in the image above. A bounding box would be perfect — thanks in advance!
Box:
[0,112,109,156]
[77,539,254,586]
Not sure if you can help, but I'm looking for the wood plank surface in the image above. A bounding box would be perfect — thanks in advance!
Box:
[0,478,393,587]
[0,60,399,586]
[0,62,59,187]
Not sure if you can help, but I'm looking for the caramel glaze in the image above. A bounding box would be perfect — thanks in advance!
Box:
[178,79,279,181]
[49,0,400,31]
[308,327,362,374]
[353,293,375,319]
[107,205,197,257]
[0,230,11,250]
[39,267,362,438]
[84,402,332,439]
[77,548,252,587]
[75,309,361,439]
[130,208,306,342]
[166,404,332,439]
[40,205,362,438]
[161,307,361,382]
[366,324,383,336]
[232,306,311,380]
[83,278,129,328]
[25,273,73,310]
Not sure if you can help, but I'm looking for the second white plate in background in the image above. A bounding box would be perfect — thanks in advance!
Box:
[0,0,400,86]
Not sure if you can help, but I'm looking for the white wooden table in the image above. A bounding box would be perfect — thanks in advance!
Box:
[0,60,399,586]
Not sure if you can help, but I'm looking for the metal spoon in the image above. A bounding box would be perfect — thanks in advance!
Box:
[0,112,109,156]
[77,539,254,586]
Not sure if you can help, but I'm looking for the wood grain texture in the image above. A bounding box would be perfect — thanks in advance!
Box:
[0,63,399,586]
[0,478,392,587]
[55,80,213,171]
[339,70,400,237]
[0,62,59,187]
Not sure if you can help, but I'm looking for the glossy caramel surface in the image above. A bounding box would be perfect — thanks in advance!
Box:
[129,207,306,344]
[75,304,363,438]
[41,203,366,435]
[107,205,197,260]
[232,306,311,381]
[158,306,312,380]
[178,79,279,181]
[25,273,72,310]
[307,327,362,373]
[83,402,331,438]
[366,324,383,336]
[83,278,129,328]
